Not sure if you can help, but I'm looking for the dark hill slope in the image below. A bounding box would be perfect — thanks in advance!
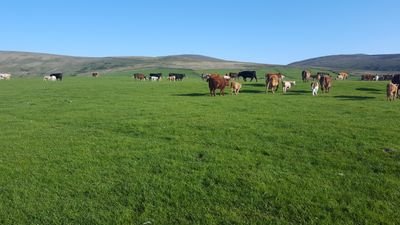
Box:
[289,54,400,72]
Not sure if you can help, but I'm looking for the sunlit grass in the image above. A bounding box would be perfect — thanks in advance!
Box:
[0,70,399,224]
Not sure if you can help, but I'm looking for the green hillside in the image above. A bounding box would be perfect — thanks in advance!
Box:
[0,51,266,76]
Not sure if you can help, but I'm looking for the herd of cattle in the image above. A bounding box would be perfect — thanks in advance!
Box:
[203,70,335,96]
[1,70,400,101]
[203,70,400,101]
[132,73,186,81]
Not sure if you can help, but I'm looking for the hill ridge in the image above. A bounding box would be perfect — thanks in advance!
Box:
[0,51,264,76]
[289,53,400,72]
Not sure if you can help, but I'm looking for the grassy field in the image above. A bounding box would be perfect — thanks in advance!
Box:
[0,69,399,225]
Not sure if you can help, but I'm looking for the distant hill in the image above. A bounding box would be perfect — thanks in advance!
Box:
[0,51,264,76]
[289,54,400,72]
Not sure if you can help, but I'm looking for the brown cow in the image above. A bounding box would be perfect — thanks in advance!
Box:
[361,74,374,81]
[207,74,229,96]
[133,73,146,80]
[301,70,311,82]
[265,73,283,94]
[319,75,332,93]
[387,82,398,101]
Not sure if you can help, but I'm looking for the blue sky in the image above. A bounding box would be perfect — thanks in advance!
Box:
[1,0,399,64]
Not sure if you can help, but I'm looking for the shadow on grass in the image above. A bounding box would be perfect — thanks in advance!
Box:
[243,83,265,87]
[174,93,208,97]
[355,87,382,95]
[240,89,265,94]
[356,88,382,92]
[334,95,376,101]
[284,90,310,95]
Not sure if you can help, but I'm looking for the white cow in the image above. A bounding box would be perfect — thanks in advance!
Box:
[0,73,11,80]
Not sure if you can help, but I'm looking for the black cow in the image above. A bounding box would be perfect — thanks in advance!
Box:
[149,73,162,80]
[392,74,400,85]
[50,73,63,81]
[238,71,257,82]
[169,73,186,81]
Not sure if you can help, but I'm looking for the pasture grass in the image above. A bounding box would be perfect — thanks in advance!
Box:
[0,70,399,225]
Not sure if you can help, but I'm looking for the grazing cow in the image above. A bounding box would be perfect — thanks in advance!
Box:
[301,70,311,82]
[319,75,332,93]
[383,74,394,80]
[238,71,257,82]
[230,81,242,95]
[201,73,210,81]
[361,74,374,81]
[265,73,282,94]
[223,75,231,80]
[169,73,185,81]
[149,73,162,80]
[338,72,349,79]
[43,75,51,80]
[310,74,321,81]
[0,73,11,80]
[92,72,99,77]
[228,72,238,80]
[167,76,176,81]
[336,74,344,80]
[150,76,160,81]
[49,73,63,81]
[133,73,146,80]
[282,80,296,93]
[387,82,398,101]
[311,81,319,96]
[207,74,229,96]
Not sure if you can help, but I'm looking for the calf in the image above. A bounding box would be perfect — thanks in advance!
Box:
[230,81,242,95]
[311,81,319,96]
[282,80,296,93]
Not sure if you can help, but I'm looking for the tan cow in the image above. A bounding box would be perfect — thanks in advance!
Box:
[230,81,242,95]
[387,82,398,101]
[265,73,283,94]
[338,72,349,79]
